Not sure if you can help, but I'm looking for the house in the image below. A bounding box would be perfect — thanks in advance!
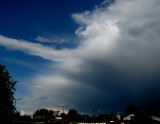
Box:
[123,114,135,120]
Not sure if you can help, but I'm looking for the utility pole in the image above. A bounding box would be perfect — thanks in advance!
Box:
[58,105,68,114]
[14,98,22,106]
[90,109,100,123]
[91,109,100,117]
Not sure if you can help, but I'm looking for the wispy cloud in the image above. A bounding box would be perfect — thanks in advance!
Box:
[0,35,79,62]
[3,58,44,72]
[35,36,68,44]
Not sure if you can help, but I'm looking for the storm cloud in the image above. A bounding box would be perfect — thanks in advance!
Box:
[1,0,160,114]
[30,0,160,113]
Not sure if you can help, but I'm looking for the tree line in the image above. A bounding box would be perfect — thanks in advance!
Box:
[31,105,160,123]
[0,64,160,123]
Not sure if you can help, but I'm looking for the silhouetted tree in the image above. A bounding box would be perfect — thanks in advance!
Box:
[60,113,67,120]
[0,64,17,122]
[13,112,32,122]
[144,105,160,116]
[109,112,117,121]
[125,104,140,116]
[33,108,54,121]
[67,109,78,121]
[98,114,109,122]
[80,114,89,122]
[34,108,54,116]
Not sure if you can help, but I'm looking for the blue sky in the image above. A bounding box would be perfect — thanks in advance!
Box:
[0,0,102,38]
[1,0,160,115]
[0,0,106,113]
[0,0,103,92]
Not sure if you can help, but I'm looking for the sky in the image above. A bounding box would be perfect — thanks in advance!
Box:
[0,0,160,115]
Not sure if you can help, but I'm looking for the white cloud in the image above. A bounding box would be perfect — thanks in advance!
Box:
[0,35,79,62]
[1,0,160,114]
[35,36,68,44]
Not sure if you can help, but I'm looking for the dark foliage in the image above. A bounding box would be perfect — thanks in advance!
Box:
[125,104,140,116]
[67,109,78,122]
[144,105,160,116]
[0,64,17,122]
[33,108,55,121]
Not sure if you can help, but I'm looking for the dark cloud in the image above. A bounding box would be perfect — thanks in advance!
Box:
[1,0,160,114]
[28,0,160,114]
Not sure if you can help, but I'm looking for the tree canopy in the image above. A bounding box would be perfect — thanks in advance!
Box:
[0,64,17,122]
[67,109,78,121]
[125,104,140,116]
[34,108,54,117]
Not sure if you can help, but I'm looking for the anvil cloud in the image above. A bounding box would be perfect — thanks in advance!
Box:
[0,0,160,114]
